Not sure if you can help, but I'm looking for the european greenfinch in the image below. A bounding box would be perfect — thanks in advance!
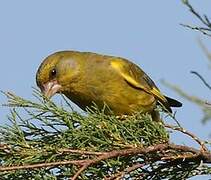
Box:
[36,51,182,120]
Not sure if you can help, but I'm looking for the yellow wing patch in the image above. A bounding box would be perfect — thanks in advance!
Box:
[111,60,145,89]
[111,60,151,93]
[111,60,171,112]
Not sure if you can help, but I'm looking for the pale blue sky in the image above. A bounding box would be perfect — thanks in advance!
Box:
[0,1,210,179]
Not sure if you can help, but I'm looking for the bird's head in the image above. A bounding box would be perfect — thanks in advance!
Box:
[36,51,79,98]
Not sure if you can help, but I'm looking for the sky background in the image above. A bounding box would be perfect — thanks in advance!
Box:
[0,1,210,179]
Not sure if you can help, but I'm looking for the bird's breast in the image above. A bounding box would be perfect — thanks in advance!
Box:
[63,70,156,115]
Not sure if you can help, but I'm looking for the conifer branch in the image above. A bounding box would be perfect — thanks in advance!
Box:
[182,0,211,37]
[164,124,207,151]
[0,91,211,179]
[0,143,211,178]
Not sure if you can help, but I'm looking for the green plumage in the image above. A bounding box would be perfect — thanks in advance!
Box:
[36,51,182,119]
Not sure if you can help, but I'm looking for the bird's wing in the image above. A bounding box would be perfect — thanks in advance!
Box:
[111,58,171,112]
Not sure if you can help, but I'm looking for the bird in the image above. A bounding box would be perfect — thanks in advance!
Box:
[36,50,182,120]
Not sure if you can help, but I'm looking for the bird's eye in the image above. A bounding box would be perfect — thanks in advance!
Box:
[50,68,57,77]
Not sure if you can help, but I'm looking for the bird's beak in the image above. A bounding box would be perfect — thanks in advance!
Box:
[41,80,62,98]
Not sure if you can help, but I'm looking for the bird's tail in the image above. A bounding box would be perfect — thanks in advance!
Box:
[153,96,182,121]
[165,96,182,108]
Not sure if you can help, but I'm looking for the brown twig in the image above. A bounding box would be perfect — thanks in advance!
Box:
[182,0,211,37]
[190,71,211,91]
[0,143,211,179]
[183,0,210,26]
[58,148,106,156]
[0,160,85,171]
[71,164,89,180]
[104,163,145,180]
[180,24,211,37]
[165,124,208,152]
